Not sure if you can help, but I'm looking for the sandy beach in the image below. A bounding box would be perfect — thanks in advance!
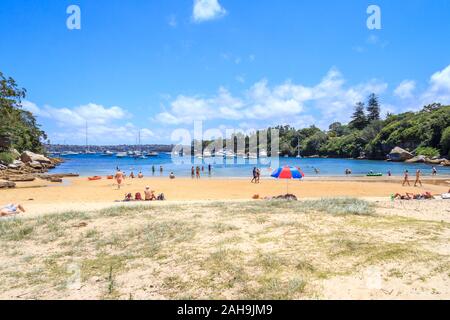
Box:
[1,176,449,216]
[2,176,450,300]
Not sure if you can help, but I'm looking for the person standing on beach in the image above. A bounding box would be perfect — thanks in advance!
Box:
[432,167,437,176]
[256,168,261,184]
[191,166,195,179]
[152,165,155,175]
[160,166,163,174]
[208,164,212,176]
[414,169,422,187]
[196,166,201,179]
[115,169,124,190]
[402,170,410,186]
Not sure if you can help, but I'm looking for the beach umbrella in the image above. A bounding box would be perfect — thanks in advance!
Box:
[271,166,305,194]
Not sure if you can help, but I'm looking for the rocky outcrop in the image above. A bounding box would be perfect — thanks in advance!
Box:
[0,151,64,182]
[406,155,427,163]
[441,159,450,166]
[425,158,446,165]
[7,175,36,182]
[20,151,52,164]
[0,180,16,189]
[38,173,79,182]
[388,147,414,162]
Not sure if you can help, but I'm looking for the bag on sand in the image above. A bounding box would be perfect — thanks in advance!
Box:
[157,193,165,201]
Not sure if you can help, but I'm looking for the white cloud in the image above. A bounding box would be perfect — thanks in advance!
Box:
[192,0,227,22]
[155,68,388,126]
[421,64,450,105]
[22,100,45,116]
[394,80,416,99]
[44,103,127,127]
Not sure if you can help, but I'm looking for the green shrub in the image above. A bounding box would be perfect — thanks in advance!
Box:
[0,152,15,164]
[415,146,440,158]
[441,127,450,158]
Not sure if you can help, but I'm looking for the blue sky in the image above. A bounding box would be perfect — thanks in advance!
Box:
[1,0,449,145]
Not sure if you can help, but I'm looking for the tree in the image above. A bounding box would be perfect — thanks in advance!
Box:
[0,71,46,154]
[349,102,368,130]
[441,126,450,158]
[367,93,381,121]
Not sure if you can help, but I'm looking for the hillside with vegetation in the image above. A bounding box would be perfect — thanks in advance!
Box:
[271,96,450,160]
[0,71,47,164]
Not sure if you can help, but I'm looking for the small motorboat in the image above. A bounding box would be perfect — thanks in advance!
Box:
[88,176,102,181]
[107,175,114,180]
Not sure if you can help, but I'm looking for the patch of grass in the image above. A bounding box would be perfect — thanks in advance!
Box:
[244,277,307,300]
[98,205,154,217]
[81,254,128,287]
[300,198,375,215]
[212,222,239,234]
[0,219,34,241]
[295,260,316,273]
[140,221,196,258]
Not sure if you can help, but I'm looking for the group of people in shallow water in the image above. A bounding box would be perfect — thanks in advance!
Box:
[191,164,212,179]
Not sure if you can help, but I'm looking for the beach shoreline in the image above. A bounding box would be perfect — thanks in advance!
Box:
[1,176,448,217]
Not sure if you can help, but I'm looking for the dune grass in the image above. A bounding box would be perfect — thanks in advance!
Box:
[0,198,448,299]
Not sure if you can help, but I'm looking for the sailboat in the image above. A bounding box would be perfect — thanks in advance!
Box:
[135,130,147,159]
[296,137,302,158]
[84,121,96,154]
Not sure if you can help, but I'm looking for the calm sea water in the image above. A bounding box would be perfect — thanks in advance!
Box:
[49,153,450,178]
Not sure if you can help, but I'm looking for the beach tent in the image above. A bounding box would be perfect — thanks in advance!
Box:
[271,166,305,194]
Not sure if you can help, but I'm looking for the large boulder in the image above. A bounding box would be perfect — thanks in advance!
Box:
[0,164,7,171]
[388,147,414,162]
[0,180,15,189]
[29,161,44,169]
[20,151,51,164]
[441,159,450,167]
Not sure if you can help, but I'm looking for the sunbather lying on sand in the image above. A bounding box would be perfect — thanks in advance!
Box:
[1,203,26,217]
[394,192,433,200]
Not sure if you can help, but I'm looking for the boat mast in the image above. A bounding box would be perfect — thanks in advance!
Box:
[85,120,89,153]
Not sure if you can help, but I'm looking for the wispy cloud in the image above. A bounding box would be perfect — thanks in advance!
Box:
[192,0,227,23]
[154,68,388,126]
[394,80,416,99]
[167,14,177,28]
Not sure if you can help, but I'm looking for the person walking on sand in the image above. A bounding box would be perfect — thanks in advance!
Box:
[251,167,257,183]
[414,169,422,187]
[196,166,201,179]
[256,168,261,184]
[402,170,410,186]
[115,169,125,189]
